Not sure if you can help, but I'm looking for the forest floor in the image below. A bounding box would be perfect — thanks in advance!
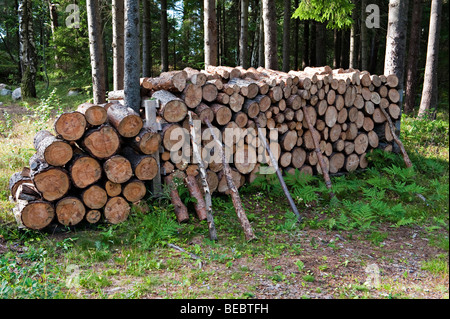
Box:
[0,85,448,300]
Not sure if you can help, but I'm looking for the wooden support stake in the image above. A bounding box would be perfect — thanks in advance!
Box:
[188,111,218,241]
[302,105,335,197]
[204,118,256,242]
[379,107,413,168]
[253,118,302,223]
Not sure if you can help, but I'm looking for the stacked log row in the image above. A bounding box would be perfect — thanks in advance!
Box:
[135,66,399,196]
[9,102,159,230]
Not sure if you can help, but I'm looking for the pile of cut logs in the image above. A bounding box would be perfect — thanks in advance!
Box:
[9,65,401,230]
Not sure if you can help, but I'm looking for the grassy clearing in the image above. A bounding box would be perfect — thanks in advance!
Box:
[0,86,448,299]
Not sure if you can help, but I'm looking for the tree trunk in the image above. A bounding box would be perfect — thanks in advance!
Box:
[161,0,169,72]
[302,20,309,68]
[262,0,278,70]
[403,0,422,114]
[239,0,249,68]
[112,0,125,90]
[333,29,341,69]
[18,0,37,98]
[349,0,358,69]
[87,0,106,104]
[48,0,59,69]
[418,0,442,118]
[360,0,368,70]
[142,0,153,77]
[315,22,326,67]
[282,0,291,72]
[124,0,141,113]
[293,0,299,70]
[204,0,218,67]
[258,5,265,67]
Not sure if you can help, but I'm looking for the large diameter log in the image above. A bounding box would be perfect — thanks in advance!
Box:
[104,196,131,224]
[14,200,55,230]
[254,94,271,112]
[181,83,203,109]
[202,83,219,102]
[242,99,260,119]
[210,103,232,126]
[54,111,87,141]
[76,102,108,126]
[55,196,86,226]
[122,178,147,202]
[354,133,369,155]
[165,174,189,223]
[291,147,307,169]
[82,124,121,160]
[103,155,133,184]
[81,184,108,210]
[234,144,257,174]
[152,90,188,123]
[121,147,158,181]
[69,153,102,189]
[33,130,73,167]
[129,128,161,155]
[329,153,345,174]
[229,93,245,112]
[31,163,70,202]
[185,175,207,221]
[345,153,360,172]
[107,103,143,138]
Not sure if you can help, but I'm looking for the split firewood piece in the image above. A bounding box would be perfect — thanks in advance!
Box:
[104,196,130,224]
[85,210,102,224]
[33,130,73,167]
[165,174,189,223]
[152,90,188,123]
[13,199,55,230]
[302,104,334,196]
[204,118,256,241]
[121,147,158,181]
[379,107,412,168]
[103,155,133,184]
[107,102,143,138]
[55,196,86,227]
[82,124,121,160]
[68,152,102,189]
[188,111,217,240]
[54,111,87,141]
[141,70,187,92]
[81,184,108,210]
[76,102,108,126]
[122,178,147,202]
[128,127,161,155]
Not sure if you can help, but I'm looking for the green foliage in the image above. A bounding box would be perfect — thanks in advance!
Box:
[292,0,354,29]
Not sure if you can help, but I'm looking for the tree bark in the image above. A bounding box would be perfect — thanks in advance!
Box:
[282,0,291,72]
[262,0,278,70]
[360,0,368,70]
[349,0,358,69]
[404,0,422,114]
[204,0,218,67]
[124,0,141,113]
[87,0,106,104]
[18,0,37,98]
[418,0,442,118]
[239,0,249,68]
[161,0,169,72]
[315,22,326,67]
[302,20,309,69]
[142,0,152,77]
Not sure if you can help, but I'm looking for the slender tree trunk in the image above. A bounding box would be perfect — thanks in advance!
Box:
[333,29,341,69]
[404,0,423,114]
[239,0,249,68]
[262,0,278,70]
[360,0,368,70]
[302,20,309,68]
[316,22,326,66]
[258,5,264,67]
[293,0,299,70]
[418,0,442,118]
[48,0,58,69]
[309,21,316,66]
[124,0,140,112]
[368,29,379,74]
[18,0,37,98]
[87,0,106,103]
[340,29,350,69]
[217,0,222,65]
[161,0,169,72]
[101,0,110,92]
[282,0,291,72]
[204,0,218,67]
[142,0,152,77]
[112,0,124,90]
[349,0,358,69]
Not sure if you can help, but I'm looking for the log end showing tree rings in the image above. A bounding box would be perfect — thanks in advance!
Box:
[202,83,219,102]
[234,144,257,175]
[345,153,360,172]
[256,94,272,112]
[20,201,55,230]
[122,179,147,202]
[135,156,158,181]
[33,168,70,201]
[136,130,162,155]
[77,103,108,126]
[82,184,108,209]
[83,125,121,159]
[86,210,102,224]
[41,140,73,167]
[104,196,130,224]
[325,106,338,128]
[105,180,122,197]
[117,114,143,138]
[104,155,133,184]
[55,197,86,227]
[368,130,379,148]
[54,112,87,141]
[329,153,345,174]
[386,74,399,88]
[196,170,219,194]
[182,83,203,109]
[152,90,188,123]
[291,147,306,169]
[70,155,102,189]
[212,104,232,126]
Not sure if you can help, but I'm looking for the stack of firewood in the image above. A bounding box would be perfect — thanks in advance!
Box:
[9,102,159,230]
[10,64,400,230]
